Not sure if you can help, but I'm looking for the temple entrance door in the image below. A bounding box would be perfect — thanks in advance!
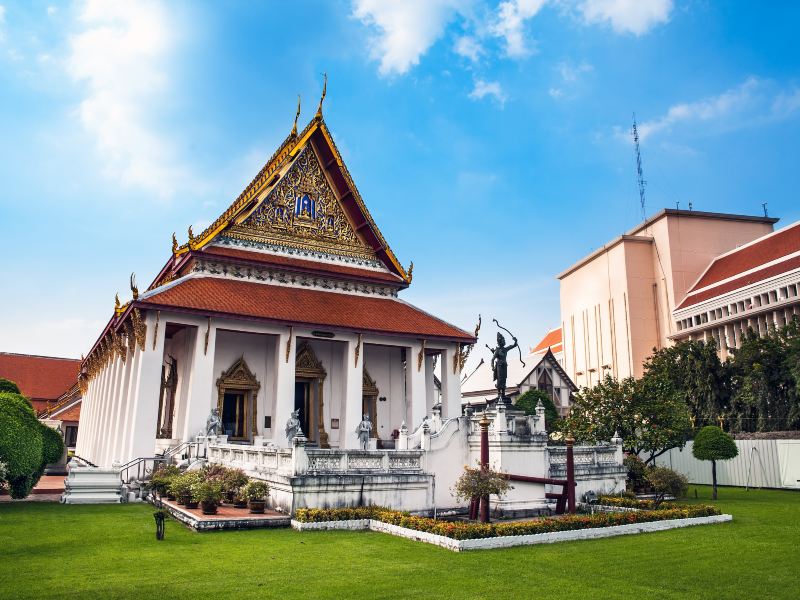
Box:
[362,368,379,445]
[222,391,247,440]
[294,381,312,442]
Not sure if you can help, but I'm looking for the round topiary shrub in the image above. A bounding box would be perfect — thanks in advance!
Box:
[0,393,45,498]
[40,424,65,466]
[0,378,21,394]
[692,425,738,500]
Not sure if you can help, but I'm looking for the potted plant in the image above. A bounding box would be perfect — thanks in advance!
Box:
[192,481,223,515]
[222,468,249,503]
[232,493,248,509]
[241,480,269,514]
[150,465,180,499]
[169,472,201,507]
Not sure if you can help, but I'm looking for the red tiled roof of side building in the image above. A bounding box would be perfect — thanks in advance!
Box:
[691,221,800,290]
[677,254,800,309]
[51,403,81,422]
[0,353,80,403]
[197,246,406,284]
[531,328,562,354]
[139,277,475,342]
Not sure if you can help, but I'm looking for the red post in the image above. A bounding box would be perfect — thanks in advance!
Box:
[479,413,490,523]
[566,434,576,514]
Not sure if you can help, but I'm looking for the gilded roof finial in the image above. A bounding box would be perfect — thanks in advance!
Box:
[291,95,301,137]
[407,261,414,283]
[315,72,327,120]
[130,273,139,300]
[114,293,121,311]
[172,232,178,255]
[188,225,195,249]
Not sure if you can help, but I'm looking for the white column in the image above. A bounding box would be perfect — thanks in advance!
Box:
[273,329,296,447]
[99,356,123,467]
[342,336,363,449]
[90,362,111,463]
[405,340,427,431]
[180,323,218,442]
[440,344,462,420]
[126,311,166,462]
[111,352,134,465]
[118,345,142,461]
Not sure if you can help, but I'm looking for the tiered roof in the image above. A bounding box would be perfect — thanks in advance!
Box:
[83,103,475,374]
[678,220,800,309]
[531,327,563,355]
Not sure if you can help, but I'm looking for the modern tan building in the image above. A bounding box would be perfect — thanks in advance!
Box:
[557,209,776,386]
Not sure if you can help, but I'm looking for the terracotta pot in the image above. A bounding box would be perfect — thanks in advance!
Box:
[248,500,265,514]
[233,500,248,509]
[201,500,218,515]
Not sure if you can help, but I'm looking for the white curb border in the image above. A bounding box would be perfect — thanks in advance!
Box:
[291,514,733,552]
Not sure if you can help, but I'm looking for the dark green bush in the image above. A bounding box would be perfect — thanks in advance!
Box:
[0,393,45,498]
[646,466,688,506]
[514,389,560,431]
[40,424,65,465]
[0,378,21,394]
[623,455,648,492]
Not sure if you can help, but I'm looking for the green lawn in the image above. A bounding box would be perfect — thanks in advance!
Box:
[0,486,797,599]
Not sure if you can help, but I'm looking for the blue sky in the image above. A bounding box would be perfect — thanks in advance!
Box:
[1,0,799,363]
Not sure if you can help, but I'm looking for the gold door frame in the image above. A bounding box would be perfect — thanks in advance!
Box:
[216,356,261,442]
[295,341,329,448]
[363,368,379,440]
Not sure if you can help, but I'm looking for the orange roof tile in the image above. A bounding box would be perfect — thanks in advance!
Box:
[692,221,800,290]
[531,328,562,354]
[0,353,80,403]
[139,277,474,342]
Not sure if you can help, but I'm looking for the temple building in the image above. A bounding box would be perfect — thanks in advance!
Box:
[75,104,476,469]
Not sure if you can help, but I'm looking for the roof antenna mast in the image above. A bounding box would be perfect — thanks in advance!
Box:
[632,113,647,221]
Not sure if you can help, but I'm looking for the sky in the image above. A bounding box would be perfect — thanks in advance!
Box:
[1,0,799,366]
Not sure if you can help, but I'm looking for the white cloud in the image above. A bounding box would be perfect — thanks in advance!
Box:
[454,34,483,62]
[557,60,592,83]
[47,6,57,16]
[0,5,6,41]
[636,77,761,140]
[66,0,189,197]
[548,87,563,98]
[469,79,507,105]
[772,88,800,118]
[352,0,464,76]
[579,0,672,36]
[491,0,546,57]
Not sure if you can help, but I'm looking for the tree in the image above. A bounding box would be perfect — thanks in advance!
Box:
[514,389,559,431]
[642,340,730,426]
[559,375,691,464]
[729,325,799,432]
[692,426,738,500]
[0,392,45,498]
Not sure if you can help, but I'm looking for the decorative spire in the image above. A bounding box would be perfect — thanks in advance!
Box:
[407,261,414,283]
[187,225,195,249]
[114,293,121,312]
[130,273,139,300]
[315,72,327,120]
[172,232,178,255]
[291,95,301,137]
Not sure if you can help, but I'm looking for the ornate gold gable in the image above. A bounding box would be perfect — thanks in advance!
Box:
[296,341,327,380]
[226,146,375,260]
[363,368,379,396]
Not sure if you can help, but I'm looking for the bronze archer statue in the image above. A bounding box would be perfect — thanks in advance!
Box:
[486,319,525,405]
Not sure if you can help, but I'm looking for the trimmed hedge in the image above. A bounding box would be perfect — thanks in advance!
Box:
[294,505,721,540]
[0,378,21,394]
[40,424,65,465]
[0,393,45,498]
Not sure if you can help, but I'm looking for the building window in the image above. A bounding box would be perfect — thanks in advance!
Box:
[64,425,78,448]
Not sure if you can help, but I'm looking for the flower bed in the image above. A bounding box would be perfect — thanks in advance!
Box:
[294,504,721,541]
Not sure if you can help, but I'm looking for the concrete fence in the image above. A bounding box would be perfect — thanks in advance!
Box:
[651,439,800,489]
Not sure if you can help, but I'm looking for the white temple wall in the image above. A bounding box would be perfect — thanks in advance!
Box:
[164,326,195,445]
[363,344,404,442]
[213,329,277,440]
